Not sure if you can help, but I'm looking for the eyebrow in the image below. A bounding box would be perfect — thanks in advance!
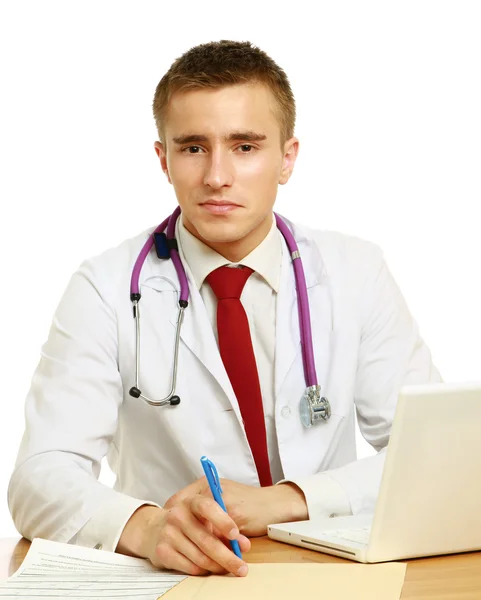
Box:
[172,131,268,145]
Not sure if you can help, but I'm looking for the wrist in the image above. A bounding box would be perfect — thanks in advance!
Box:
[116,505,165,558]
[269,482,308,524]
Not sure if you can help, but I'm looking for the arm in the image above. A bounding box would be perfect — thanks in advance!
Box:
[285,245,442,517]
[8,258,251,577]
[8,259,157,551]
[160,244,442,530]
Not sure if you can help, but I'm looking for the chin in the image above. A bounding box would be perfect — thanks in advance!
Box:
[187,211,248,242]
[195,223,246,244]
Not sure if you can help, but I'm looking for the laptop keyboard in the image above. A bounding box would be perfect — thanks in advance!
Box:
[322,526,371,545]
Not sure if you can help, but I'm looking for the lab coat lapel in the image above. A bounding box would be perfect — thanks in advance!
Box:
[167,257,242,418]
[275,238,301,397]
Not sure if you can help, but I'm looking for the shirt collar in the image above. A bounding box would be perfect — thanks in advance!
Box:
[176,212,281,292]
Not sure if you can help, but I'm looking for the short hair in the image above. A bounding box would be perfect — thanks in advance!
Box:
[153,40,296,150]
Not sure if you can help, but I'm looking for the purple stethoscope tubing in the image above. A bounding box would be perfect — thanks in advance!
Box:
[129,207,326,417]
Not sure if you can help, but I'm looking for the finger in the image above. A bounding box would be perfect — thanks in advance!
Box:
[237,534,251,553]
[154,519,226,575]
[164,506,230,575]
[186,499,248,576]
[198,515,214,535]
[169,534,227,575]
[153,541,210,576]
[191,495,239,541]
[212,528,250,554]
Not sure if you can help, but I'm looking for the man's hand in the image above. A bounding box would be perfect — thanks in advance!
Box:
[164,478,308,537]
[117,478,307,576]
[116,498,251,577]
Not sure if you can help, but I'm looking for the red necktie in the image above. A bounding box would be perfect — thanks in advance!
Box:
[207,265,273,487]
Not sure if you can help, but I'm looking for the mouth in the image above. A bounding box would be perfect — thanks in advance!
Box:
[200,200,241,214]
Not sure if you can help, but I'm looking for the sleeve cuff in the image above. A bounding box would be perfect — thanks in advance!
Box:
[71,495,161,552]
[278,473,352,520]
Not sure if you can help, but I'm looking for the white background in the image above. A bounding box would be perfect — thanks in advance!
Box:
[0,1,479,538]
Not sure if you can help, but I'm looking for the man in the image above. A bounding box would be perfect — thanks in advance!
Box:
[8,39,441,578]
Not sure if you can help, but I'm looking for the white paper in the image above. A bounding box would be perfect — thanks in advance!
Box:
[0,537,186,599]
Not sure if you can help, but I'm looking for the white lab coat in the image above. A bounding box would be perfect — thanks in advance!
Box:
[8,215,442,549]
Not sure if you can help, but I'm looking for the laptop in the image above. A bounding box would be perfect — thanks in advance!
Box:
[268,381,481,563]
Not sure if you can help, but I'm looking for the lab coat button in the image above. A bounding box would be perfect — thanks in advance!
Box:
[281,406,291,418]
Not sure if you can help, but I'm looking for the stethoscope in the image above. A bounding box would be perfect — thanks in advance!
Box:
[128,206,331,428]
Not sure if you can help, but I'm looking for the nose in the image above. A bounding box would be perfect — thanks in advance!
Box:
[203,149,234,189]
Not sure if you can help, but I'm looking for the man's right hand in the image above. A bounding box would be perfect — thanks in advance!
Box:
[116,498,251,577]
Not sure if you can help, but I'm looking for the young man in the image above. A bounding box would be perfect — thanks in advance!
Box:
[8,40,441,578]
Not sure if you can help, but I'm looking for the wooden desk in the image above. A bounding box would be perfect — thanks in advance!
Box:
[1,536,481,599]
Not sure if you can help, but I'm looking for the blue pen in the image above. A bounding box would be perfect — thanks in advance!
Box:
[200,456,242,559]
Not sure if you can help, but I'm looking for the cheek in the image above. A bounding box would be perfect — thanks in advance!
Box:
[240,156,280,186]
[168,154,200,183]
[169,167,201,200]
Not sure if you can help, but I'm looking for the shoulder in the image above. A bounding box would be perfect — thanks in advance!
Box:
[285,216,385,278]
[284,217,391,326]
[73,225,158,302]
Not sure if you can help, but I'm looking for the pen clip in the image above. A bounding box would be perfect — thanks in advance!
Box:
[201,456,222,494]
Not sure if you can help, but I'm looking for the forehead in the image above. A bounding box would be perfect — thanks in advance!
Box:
[164,82,280,138]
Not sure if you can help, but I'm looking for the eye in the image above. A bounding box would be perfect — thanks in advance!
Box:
[181,144,255,154]
[183,146,204,154]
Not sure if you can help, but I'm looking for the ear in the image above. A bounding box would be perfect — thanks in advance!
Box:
[279,137,300,185]
[154,141,172,184]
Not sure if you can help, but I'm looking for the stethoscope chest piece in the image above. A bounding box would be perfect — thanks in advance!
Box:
[299,385,331,428]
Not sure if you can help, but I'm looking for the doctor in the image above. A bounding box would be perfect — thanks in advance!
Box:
[8,39,441,578]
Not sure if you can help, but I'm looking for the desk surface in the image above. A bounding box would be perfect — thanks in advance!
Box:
[1,537,481,599]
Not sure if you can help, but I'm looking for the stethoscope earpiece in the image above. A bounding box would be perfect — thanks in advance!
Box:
[129,386,181,407]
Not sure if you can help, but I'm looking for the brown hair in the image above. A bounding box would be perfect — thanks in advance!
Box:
[152,40,296,150]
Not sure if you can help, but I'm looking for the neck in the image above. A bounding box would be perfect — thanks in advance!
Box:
[184,214,273,262]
